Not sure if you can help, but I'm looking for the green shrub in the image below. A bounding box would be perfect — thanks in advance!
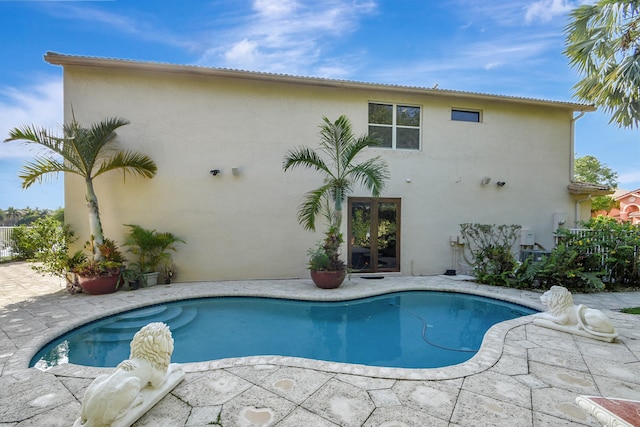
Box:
[11,216,77,278]
[460,223,521,287]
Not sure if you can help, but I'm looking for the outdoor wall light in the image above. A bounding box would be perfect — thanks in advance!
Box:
[232,167,240,176]
[210,169,221,176]
[496,181,506,187]
[481,177,491,185]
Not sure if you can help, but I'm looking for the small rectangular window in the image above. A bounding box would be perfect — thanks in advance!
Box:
[368,102,421,150]
[451,109,481,122]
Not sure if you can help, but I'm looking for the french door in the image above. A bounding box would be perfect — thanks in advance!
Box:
[348,198,400,273]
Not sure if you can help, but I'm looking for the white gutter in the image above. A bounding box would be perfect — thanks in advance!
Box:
[570,110,586,183]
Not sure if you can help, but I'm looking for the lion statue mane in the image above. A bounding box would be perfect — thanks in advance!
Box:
[74,322,175,427]
[533,285,618,342]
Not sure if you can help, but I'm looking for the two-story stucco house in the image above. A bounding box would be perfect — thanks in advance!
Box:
[44,52,610,282]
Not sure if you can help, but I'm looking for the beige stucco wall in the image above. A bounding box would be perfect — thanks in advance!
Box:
[60,64,584,281]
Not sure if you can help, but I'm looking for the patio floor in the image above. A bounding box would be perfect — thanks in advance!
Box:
[1,261,640,426]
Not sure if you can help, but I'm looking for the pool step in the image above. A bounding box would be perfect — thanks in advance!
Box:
[90,307,198,343]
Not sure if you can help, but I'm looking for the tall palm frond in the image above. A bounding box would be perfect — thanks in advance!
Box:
[4,117,157,257]
[283,115,389,232]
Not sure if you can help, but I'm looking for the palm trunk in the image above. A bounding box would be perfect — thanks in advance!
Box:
[85,178,104,260]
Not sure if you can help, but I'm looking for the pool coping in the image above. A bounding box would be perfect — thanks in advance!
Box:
[15,275,547,381]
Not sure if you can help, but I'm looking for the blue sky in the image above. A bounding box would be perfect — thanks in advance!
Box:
[1,0,638,210]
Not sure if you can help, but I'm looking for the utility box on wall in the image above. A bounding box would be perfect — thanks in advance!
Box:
[520,229,535,246]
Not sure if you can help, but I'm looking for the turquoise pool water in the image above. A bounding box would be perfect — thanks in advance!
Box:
[31,291,536,369]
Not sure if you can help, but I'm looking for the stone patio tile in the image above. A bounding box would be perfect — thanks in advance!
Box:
[362,406,448,427]
[581,356,640,384]
[226,364,280,384]
[533,410,600,426]
[185,405,222,426]
[525,327,581,354]
[220,385,297,427]
[57,376,93,401]
[577,338,638,361]
[335,373,395,390]
[529,361,599,395]
[0,369,76,423]
[450,389,533,427]
[260,366,332,404]
[490,352,529,375]
[391,379,460,421]
[133,393,191,427]
[277,407,340,427]
[531,387,597,425]
[462,371,532,409]
[303,377,375,427]
[171,369,252,406]
[368,388,401,407]
[527,347,589,372]
[513,374,550,389]
[592,374,640,400]
[13,400,79,427]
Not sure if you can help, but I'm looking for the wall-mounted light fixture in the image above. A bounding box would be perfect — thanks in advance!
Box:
[210,169,221,176]
[232,167,240,176]
[481,177,491,185]
[496,181,506,187]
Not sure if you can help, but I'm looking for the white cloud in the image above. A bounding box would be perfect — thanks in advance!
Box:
[198,0,377,75]
[524,0,575,23]
[0,77,63,159]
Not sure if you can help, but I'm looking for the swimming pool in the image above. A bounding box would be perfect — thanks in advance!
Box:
[31,291,536,370]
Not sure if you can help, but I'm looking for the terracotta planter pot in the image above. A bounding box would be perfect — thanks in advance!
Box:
[310,269,346,289]
[77,274,120,295]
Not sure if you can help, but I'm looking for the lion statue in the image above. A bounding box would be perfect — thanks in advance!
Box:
[74,322,178,427]
[533,286,618,342]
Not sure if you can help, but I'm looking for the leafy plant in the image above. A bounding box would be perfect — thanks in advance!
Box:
[10,216,78,278]
[123,224,185,274]
[73,237,126,286]
[460,223,521,286]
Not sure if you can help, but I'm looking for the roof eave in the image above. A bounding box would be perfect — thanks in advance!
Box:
[44,52,596,112]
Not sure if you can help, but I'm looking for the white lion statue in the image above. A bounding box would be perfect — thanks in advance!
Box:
[533,285,618,342]
[74,322,183,427]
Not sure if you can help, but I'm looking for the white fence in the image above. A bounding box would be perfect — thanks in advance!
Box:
[0,226,17,260]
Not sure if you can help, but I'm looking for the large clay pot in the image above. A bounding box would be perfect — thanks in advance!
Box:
[77,274,120,295]
[310,270,346,289]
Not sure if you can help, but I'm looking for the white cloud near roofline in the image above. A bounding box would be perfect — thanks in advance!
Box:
[0,77,63,159]
[196,0,377,77]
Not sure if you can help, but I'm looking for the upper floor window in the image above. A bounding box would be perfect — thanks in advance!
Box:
[451,109,481,123]
[368,103,421,150]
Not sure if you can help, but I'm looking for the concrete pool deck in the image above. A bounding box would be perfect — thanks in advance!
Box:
[1,262,640,426]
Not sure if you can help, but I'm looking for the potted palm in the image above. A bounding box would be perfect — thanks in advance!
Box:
[123,224,185,286]
[283,115,389,288]
[73,237,126,295]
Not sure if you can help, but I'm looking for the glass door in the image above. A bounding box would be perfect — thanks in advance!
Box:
[348,198,400,273]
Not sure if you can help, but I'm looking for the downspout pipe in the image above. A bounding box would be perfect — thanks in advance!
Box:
[570,110,586,183]
[571,110,587,227]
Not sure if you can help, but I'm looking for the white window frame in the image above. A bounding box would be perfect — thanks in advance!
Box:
[368,102,422,150]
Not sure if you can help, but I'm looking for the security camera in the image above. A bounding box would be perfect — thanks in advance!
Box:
[496,181,506,187]
[210,169,220,176]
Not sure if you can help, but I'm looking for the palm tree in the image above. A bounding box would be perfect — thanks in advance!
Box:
[4,117,157,259]
[283,115,389,231]
[564,0,640,128]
